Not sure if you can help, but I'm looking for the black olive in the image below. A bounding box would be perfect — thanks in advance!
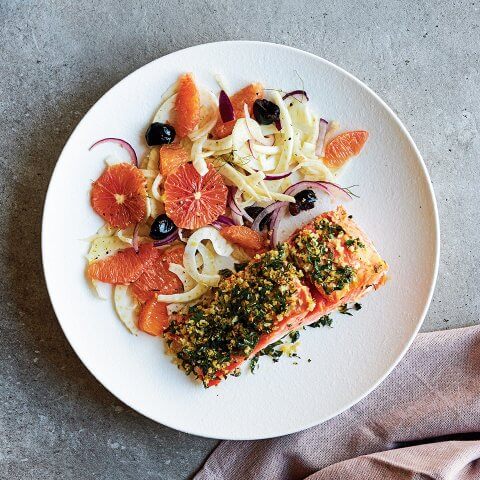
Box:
[245,206,272,230]
[245,206,263,219]
[253,99,280,125]
[289,189,317,216]
[145,122,176,146]
[150,214,176,240]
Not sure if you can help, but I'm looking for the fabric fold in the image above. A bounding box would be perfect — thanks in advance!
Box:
[195,325,480,480]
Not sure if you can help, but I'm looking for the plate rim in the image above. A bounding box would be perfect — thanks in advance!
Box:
[41,40,440,440]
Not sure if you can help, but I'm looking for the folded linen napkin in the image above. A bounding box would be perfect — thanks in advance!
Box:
[195,325,480,479]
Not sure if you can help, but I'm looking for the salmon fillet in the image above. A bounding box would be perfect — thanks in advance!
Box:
[164,206,388,387]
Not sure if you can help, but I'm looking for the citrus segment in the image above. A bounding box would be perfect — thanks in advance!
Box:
[324,130,369,169]
[159,144,190,176]
[212,83,264,138]
[164,163,227,229]
[87,243,156,284]
[173,73,200,138]
[91,163,147,229]
[220,226,264,250]
[138,298,170,336]
[131,245,184,302]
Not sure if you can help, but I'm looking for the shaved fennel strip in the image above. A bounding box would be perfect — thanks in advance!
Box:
[168,263,197,291]
[271,91,294,172]
[191,135,208,176]
[151,174,163,201]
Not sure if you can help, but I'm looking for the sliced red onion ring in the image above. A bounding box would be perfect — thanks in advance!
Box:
[212,215,235,229]
[251,168,293,180]
[247,140,258,160]
[251,201,288,232]
[284,180,352,202]
[219,90,235,123]
[89,138,138,167]
[282,90,309,102]
[228,187,253,223]
[264,171,292,180]
[319,181,355,201]
[284,180,330,199]
[269,203,289,247]
[227,187,243,216]
[315,118,329,156]
[132,223,140,253]
[275,119,282,131]
[153,230,178,247]
[234,189,253,222]
[231,210,243,226]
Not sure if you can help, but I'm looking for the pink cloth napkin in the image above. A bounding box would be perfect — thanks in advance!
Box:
[195,325,480,479]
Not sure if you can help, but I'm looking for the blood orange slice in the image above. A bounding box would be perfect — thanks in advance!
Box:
[159,144,190,176]
[91,163,147,229]
[131,245,184,302]
[220,226,264,250]
[173,73,200,138]
[138,298,170,336]
[87,243,156,284]
[212,83,264,139]
[163,163,227,229]
[324,131,369,169]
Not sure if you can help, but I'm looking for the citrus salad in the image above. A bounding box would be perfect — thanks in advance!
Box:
[85,73,372,384]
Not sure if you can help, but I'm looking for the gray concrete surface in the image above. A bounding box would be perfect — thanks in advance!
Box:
[1,0,479,478]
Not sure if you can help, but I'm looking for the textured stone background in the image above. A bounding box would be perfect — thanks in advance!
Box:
[1,0,479,478]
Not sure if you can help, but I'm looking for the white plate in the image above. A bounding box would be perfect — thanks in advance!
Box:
[42,41,439,440]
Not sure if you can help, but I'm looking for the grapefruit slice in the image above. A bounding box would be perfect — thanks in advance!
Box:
[220,226,264,250]
[212,83,264,139]
[163,163,227,229]
[138,297,170,336]
[173,73,200,138]
[323,131,369,169]
[91,163,147,229]
[87,243,156,284]
[131,245,185,302]
[159,144,190,176]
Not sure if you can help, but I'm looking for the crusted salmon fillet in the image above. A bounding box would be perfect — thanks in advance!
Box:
[165,246,315,386]
[164,206,388,387]
[289,206,388,322]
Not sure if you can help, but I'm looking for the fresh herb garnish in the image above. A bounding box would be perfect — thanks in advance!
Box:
[218,268,233,278]
[309,315,333,328]
[338,303,362,316]
[289,330,300,342]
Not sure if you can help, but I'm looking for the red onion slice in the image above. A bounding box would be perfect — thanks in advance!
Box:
[153,230,178,247]
[319,181,355,201]
[275,119,282,131]
[251,168,293,180]
[284,180,331,199]
[227,187,243,216]
[315,119,329,156]
[132,223,140,253]
[251,201,288,232]
[264,171,292,180]
[231,210,244,226]
[219,90,235,123]
[234,188,254,222]
[284,180,353,202]
[269,203,289,247]
[282,90,309,102]
[89,138,138,167]
[247,140,258,160]
[212,215,235,229]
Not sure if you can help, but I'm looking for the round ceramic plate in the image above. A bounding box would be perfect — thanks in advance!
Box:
[42,41,439,440]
